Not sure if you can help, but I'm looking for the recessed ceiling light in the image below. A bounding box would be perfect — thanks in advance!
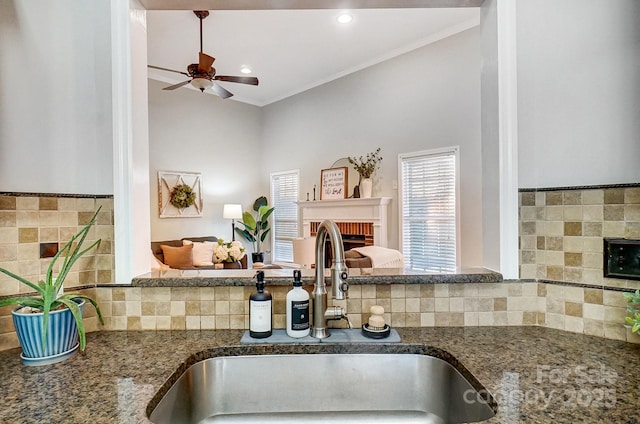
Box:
[337,13,353,24]
[240,66,252,74]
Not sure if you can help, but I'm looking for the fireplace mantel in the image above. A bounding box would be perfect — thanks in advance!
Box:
[297,197,392,247]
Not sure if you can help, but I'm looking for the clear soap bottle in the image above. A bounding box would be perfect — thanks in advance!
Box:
[249,270,272,338]
[286,270,310,338]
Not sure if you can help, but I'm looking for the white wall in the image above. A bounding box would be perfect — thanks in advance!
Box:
[517,0,640,188]
[0,0,113,194]
[147,79,264,242]
[261,28,483,267]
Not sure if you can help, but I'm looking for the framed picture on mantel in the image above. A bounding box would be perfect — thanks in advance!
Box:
[320,167,348,200]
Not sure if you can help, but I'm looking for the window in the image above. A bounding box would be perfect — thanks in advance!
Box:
[399,147,459,272]
[270,169,300,263]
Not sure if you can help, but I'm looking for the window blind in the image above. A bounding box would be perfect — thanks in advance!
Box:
[270,170,300,263]
[400,148,458,272]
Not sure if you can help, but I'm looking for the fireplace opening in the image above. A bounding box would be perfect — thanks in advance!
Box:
[342,233,367,249]
[310,222,375,267]
[324,233,366,266]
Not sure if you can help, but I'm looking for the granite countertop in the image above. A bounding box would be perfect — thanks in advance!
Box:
[0,327,638,423]
[131,267,503,287]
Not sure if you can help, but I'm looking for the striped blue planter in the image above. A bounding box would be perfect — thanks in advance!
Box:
[12,299,85,366]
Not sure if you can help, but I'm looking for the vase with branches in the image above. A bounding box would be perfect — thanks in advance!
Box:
[348,147,382,198]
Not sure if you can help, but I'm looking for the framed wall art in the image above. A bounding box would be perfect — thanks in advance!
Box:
[158,171,203,218]
[320,167,348,200]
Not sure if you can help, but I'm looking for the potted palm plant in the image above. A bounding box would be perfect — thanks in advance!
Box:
[235,196,275,264]
[0,207,104,366]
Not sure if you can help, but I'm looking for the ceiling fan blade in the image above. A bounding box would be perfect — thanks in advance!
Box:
[214,75,259,86]
[198,53,215,72]
[162,80,192,90]
[211,83,233,99]
[148,64,190,77]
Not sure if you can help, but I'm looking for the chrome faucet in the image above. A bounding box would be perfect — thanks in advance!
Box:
[311,220,350,339]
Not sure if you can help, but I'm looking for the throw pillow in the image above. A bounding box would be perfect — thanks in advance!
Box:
[344,249,365,259]
[183,240,215,267]
[160,244,193,269]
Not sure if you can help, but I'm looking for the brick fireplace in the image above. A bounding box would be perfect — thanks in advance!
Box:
[297,197,391,247]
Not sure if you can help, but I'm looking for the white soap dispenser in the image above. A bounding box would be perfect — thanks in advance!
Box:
[286,270,310,338]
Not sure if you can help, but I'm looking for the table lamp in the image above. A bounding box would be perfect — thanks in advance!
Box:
[292,237,316,269]
[223,204,243,241]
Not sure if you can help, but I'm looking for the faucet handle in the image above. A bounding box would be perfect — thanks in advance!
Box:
[339,270,348,295]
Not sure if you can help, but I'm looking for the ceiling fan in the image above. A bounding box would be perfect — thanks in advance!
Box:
[148,10,259,99]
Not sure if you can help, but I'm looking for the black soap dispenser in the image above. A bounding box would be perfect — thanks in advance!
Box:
[249,270,272,338]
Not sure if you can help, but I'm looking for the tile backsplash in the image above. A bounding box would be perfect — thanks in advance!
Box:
[519,185,640,290]
[5,279,637,351]
[94,282,638,342]
[12,280,640,348]
[0,194,114,297]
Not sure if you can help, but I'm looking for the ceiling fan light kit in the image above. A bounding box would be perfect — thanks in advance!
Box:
[191,78,213,91]
[148,10,258,99]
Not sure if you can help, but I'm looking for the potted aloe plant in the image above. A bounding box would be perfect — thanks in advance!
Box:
[235,196,274,264]
[0,207,104,365]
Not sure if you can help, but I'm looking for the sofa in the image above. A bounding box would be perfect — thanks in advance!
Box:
[151,236,248,270]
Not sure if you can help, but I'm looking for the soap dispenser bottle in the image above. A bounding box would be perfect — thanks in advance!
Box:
[286,270,310,338]
[249,270,272,338]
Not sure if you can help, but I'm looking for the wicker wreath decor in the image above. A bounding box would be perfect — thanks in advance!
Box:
[170,184,196,209]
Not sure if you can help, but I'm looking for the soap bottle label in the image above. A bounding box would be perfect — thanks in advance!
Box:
[290,300,309,331]
[250,300,272,332]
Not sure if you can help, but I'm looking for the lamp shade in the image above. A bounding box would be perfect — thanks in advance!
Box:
[293,237,316,269]
[223,204,243,220]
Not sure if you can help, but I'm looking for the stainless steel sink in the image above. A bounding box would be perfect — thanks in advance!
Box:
[149,352,496,424]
